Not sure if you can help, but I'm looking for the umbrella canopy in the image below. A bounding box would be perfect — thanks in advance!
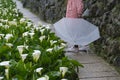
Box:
[53,18,100,46]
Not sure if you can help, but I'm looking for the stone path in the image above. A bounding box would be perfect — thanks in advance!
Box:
[14,0,120,80]
[66,52,120,80]
[13,0,48,26]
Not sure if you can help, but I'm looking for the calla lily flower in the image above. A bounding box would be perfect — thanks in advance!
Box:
[32,50,41,62]
[60,67,68,78]
[35,67,43,75]
[37,77,46,80]
[53,46,62,51]
[17,45,28,54]
[44,75,49,80]
[46,48,53,53]
[8,21,17,26]
[22,32,29,37]
[20,18,26,23]
[6,43,13,48]
[34,26,40,31]
[29,32,35,38]
[27,22,33,27]
[17,45,24,54]
[21,54,28,61]
[45,24,51,30]
[5,34,13,42]
[4,25,10,29]
[0,34,4,37]
[0,77,4,80]
[50,40,57,46]
[39,36,45,42]
[61,43,66,47]
[61,79,68,80]
[0,19,7,23]
[0,61,10,68]
[58,46,64,50]
[40,29,45,35]
[0,23,3,26]
[37,75,49,80]
[42,25,46,27]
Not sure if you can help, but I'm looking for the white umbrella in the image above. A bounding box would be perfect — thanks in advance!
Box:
[53,18,100,46]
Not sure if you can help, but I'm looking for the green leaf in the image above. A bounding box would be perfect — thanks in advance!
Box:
[70,59,84,68]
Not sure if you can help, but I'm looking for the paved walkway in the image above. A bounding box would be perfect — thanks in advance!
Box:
[66,52,120,80]
[13,0,48,26]
[14,0,120,80]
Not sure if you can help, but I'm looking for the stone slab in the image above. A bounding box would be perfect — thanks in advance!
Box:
[79,71,120,78]
[65,52,104,64]
[79,62,115,72]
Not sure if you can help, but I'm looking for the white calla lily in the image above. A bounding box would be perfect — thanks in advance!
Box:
[39,36,45,42]
[44,75,49,80]
[40,29,45,35]
[27,22,32,27]
[35,67,43,75]
[0,34,4,37]
[22,32,29,37]
[13,19,17,21]
[0,23,3,26]
[61,43,66,47]
[42,25,46,27]
[20,18,26,23]
[21,54,28,61]
[5,34,13,42]
[46,48,53,53]
[29,32,35,38]
[45,24,51,30]
[17,45,28,54]
[37,77,46,80]
[61,79,67,80]
[4,25,10,29]
[8,21,17,26]
[17,45,24,54]
[0,19,8,23]
[37,75,49,80]
[54,45,64,50]
[0,61,10,68]
[53,46,60,51]
[60,67,68,78]
[0,77,4,80]
[6,43,13,48]
[50,40,57,45]
[33,50,41,62]
[34,26,40,31]
[58,46,64,49]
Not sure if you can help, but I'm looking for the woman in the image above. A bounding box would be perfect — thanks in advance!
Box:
[66,0,84,52]
[66,0,84,18]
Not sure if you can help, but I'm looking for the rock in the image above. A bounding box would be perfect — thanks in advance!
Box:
[21,0,66,23]
[83,0,120,66]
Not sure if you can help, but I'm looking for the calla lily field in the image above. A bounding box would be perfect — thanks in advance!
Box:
[0,0,83,80]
